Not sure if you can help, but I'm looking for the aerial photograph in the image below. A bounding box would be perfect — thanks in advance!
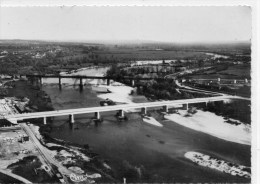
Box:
[0,6,252,183]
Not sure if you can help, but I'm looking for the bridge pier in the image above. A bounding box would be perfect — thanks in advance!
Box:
[36,77,40,86]
[58,77,62,90]
[141,107,147,115]
[107,79,110,86]
[69,114,75,123]
[131,79,135,87]
[171,66,175,73]
[36,77,39,86]
[79,78,83,91]
[28,77,33,85]
[31,77,36,86]
[43,117,47,125]
[94,112,101,120]
[118,110,124,117]
[162,105,169,113]
[39,77,42,86]
[182,103,189,110]
[245,78,248,83]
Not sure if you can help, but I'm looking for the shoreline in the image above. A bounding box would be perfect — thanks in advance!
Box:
[2,77,251,183]
[184,151,250,179]
[4,80,117,183]
[164,109,251,145]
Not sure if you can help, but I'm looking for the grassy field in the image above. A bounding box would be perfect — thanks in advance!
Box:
[94,49,212,61]
[218,65,251,79]
[187,64,251,80]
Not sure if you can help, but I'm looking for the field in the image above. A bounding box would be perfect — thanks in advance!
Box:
[0,40,251,74]
[93,49,211,61]
[218,65,251,79]
[187,64,251,80]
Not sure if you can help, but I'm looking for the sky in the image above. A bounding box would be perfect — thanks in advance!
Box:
[0,6,251,43]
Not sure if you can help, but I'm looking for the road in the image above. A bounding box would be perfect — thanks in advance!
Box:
[20,123,70,182]
[175,80,227,96]
[7,95,249,122]
[0,169,33,184]
[174,79,251,100]
[164,66,212,79]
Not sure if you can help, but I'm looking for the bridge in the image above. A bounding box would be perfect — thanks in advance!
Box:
[182,78,250,84]
[24,74,170,90]
[6,95,249,124]
[24,74,250,92]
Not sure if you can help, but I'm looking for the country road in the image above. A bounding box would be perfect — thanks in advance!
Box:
[0,169,33,184]
[20,123,70,183]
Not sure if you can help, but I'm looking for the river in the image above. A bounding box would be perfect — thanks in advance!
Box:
[36,67,251,183]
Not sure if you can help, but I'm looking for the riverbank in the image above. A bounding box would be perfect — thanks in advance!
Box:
[4,80,117,183]
[37,125,117,183]
[164,110,251,145]
[3,75,251,183]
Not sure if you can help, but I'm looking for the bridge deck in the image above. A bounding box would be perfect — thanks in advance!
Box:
[7,96,249,121]
[25,74,166,80]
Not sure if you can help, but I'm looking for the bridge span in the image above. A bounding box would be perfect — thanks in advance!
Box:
[24,74,172,90]
[6,95,249,124]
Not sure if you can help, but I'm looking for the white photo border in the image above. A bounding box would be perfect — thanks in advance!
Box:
[0,1,259,184]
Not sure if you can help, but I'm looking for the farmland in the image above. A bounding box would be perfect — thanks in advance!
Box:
[0,40,250,75]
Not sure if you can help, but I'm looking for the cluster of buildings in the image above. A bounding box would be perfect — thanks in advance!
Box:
[2,134,29,144]
[0,129,29,144]
[32,52,46,59]
[0,97,30,124]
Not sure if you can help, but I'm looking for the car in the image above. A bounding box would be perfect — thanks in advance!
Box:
[100,99,116,106]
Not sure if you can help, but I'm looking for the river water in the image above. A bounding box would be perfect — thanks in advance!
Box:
[38,67,250,183]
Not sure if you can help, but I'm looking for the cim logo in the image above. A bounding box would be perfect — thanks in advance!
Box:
[70,173,94,183]
[70,173,101,183]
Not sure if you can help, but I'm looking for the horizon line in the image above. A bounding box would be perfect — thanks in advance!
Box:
[0,38,251,45]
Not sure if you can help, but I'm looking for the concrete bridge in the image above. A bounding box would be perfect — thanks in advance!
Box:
[6,95,248,125]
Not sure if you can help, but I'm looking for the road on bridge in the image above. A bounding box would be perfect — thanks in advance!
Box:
[7,95,249,122]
